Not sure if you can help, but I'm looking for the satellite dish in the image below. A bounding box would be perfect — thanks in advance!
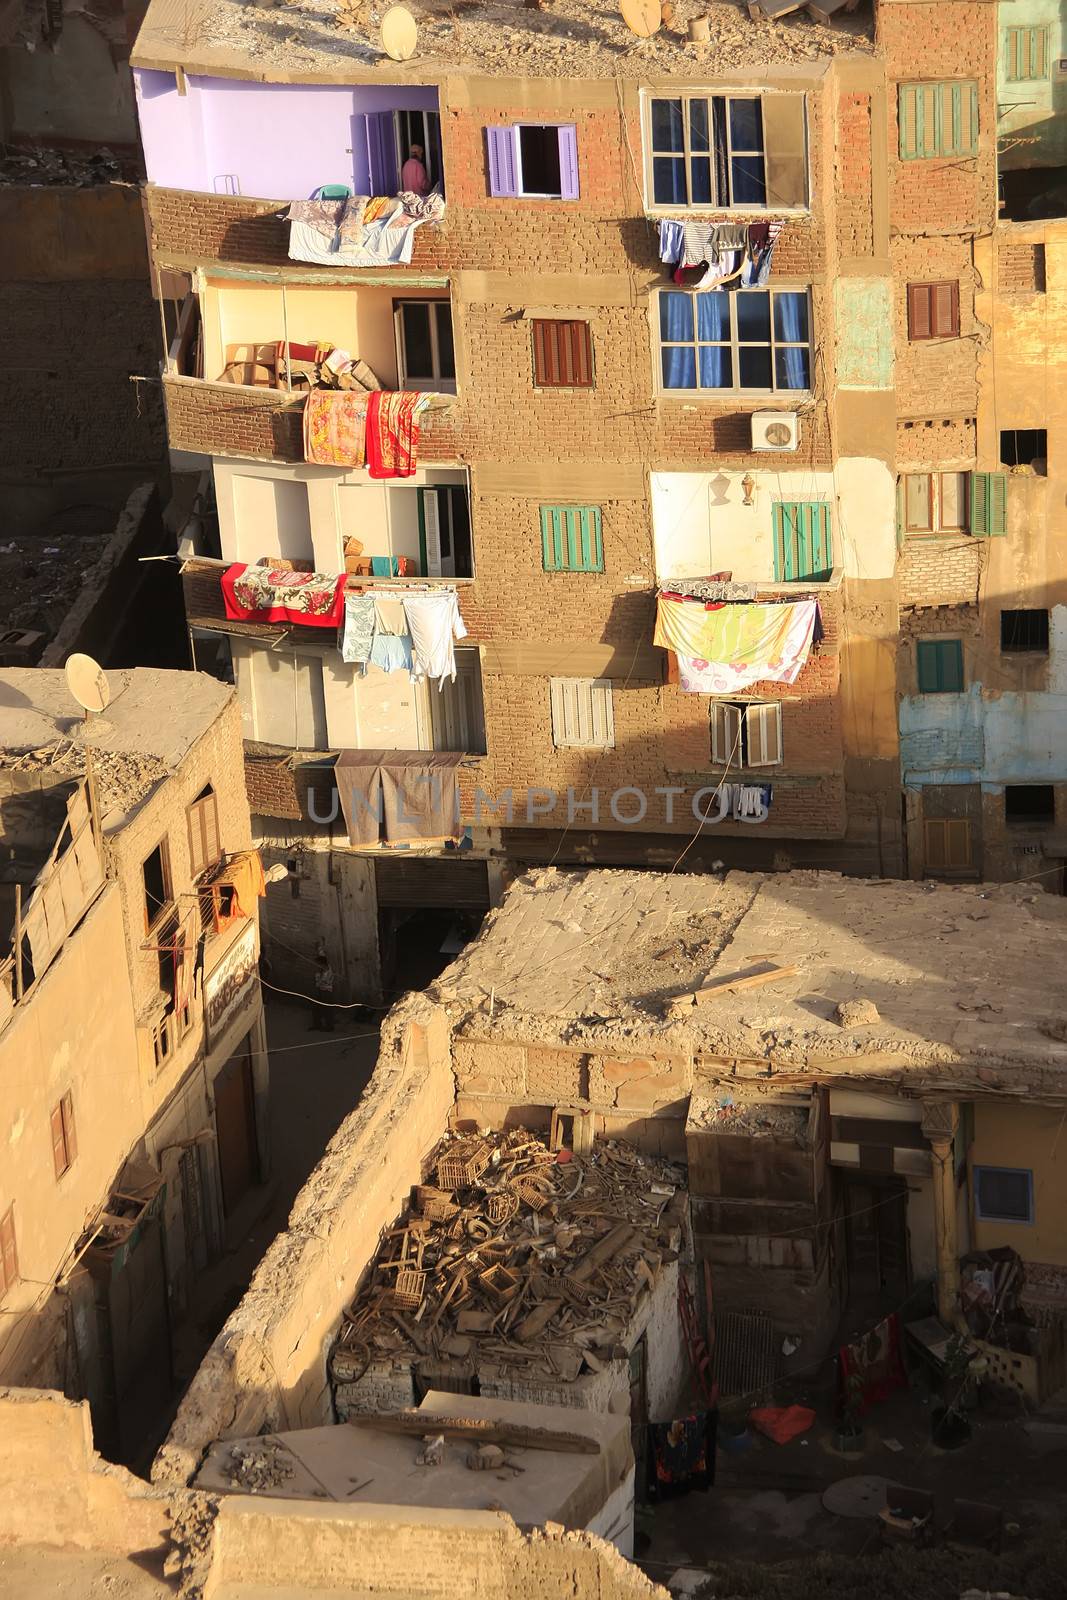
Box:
[65,652,110,715]
[620,0,660,36]
[381,4,417,59]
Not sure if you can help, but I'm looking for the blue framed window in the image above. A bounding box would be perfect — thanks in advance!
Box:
[974,1166,1033,1224]
[658,288,811,393]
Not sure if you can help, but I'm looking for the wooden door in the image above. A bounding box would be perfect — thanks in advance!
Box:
[215,1049,258,1216]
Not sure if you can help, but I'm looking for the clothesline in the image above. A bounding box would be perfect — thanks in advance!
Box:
[658,218,786,289]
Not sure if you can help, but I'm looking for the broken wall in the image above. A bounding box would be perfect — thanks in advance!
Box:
[154,997,456,1486]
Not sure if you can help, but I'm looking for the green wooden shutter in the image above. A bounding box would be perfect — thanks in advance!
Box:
[969,472,1008,536]
[1007,26,1047,81]
[540,505,603,572]
[916,638,964,693]
[772,501,833,581]
[899,81,978,158]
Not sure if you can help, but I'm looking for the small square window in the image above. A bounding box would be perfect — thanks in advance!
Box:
[907,282,960,340]
[1005,784,1055,824]
[1000,608,1049,652]
[532,320,593,389]
[999,428,1047,469]
[550,678,614,749]
[916,638,964,693]
[975,1165,1033,1224]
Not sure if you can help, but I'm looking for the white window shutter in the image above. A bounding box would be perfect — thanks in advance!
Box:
[590,679,615,749]
[422,489,443,576]
[744,702,783,767]
[550,678,614,749]
[711,701,743,764]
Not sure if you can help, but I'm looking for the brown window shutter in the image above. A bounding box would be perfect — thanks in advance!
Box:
[62,1091,77,1166]
[932,282,959,336]
[204,794,220,866]
[907,284,932,340]
[532,320,592,388]
[188,804,204,878]
[50,1103,68,1179]
[0,1207,17,1296]
[572,322,593,386]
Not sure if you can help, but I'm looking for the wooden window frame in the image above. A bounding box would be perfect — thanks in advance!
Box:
[771,500,833,581]
[485,123,580,200]
[643,91,808,212]
[50,1090,77,1180]
[187,786,221,880]
[540,505,604,573]
[549,678,615,750]
[974,1165,1034,1225]
[142,838,173,933]
[1005,25,1048,82]
[710,699,784,768]
[898,81,979,160]
[394,299,457,395]
[0,1205,17,1299]
[907,281,960,340]
[916,637,965,694]
[531,319,594,390]
[657,286,813,396]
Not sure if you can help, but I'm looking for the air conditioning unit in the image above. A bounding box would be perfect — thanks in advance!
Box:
[751,411,799,452]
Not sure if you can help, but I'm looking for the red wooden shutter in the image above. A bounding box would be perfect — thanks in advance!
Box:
[0,1207,17,1296]
[907,284,932,339]
[932,281,959,336]
[50,1103,68,1178]
[532,320,593,387]
[62,1091,77,1167]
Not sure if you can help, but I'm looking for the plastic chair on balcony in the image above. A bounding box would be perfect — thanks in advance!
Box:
[314,183,353,200]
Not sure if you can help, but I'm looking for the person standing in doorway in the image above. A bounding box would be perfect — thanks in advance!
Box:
[311,953,336,1031]
[401,143,430,196]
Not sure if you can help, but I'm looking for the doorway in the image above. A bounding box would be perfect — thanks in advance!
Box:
[840,1172,910,1306]
[214,1045,259,1216]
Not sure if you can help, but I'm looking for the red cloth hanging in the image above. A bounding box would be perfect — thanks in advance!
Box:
[221,563,346,628]
[366,390,423,480]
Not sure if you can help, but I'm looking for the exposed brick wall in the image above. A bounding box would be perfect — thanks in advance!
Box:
[835,90,875,258]
[244,746,301,820]
[997,242,1045,294]
[896,415,976,465]
[892,235,980,416]
[897,537,984,606]
[0,281,164,471]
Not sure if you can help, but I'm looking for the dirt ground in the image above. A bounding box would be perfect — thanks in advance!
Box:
[638,1327,1067,1596]
[0,1546,170,1600]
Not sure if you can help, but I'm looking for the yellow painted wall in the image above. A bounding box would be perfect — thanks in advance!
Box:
[970,1100,1067,1264]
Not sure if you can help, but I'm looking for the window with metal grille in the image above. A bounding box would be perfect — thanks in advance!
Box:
[658,288,812,392]
[395,300,456,393]
[540,506,604,573]
[0,1206,17,1299]
[1005,25,1048,81]
[485,124,579,199]
[974,1165,1033,1224]
[187,785,221,879]
[550,678,615,749]
[1000,608,1049,652]
[50,1091,77,1180]
[531,320,593,388]
[907,281,960,340]
[923,818,973,875]
[772,501,832,580]
[710,700,783,767]
[900,472,969,535]
[645,92,808,209]
[898,81,979,159]
[916,638,964,693]
[1005,784,1055,824]
[999,428,1047,469]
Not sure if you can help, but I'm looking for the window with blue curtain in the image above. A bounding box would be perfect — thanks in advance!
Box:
[649,94,766,207]
[659,288,811,393]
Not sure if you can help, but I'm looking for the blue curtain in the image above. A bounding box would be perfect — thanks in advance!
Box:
[660,293,695,388]
[774,292,810,390]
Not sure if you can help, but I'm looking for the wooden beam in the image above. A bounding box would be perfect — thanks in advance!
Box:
[666,963,799,1018]
[347,1412,601,1455]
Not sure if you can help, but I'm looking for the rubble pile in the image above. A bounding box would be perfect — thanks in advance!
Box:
[224,1439,297,1492]
[0,146,135,187]
[330,1129,684,1416]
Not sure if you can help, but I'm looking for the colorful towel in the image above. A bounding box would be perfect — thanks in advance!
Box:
[222,563,346,628]
[655,597,817,693]
[304,390,368,467]
[339,593,376,664]
[366,391,428,480]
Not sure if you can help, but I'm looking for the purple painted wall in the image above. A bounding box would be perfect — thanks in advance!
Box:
[133,71,439,199]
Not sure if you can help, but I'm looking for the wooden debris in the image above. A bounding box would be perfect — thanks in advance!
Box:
[328,1128,684,1415]
[349,1411,601,1455]
[665,962,799,1018]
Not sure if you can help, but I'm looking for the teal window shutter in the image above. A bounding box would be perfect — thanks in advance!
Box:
[968,471,1007,536]
[540,505,603,572]
[916,638,964,693]
[899,80,978,159]
[772,501,833,581]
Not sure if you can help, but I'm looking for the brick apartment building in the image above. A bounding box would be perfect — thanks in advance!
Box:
[128,0,1065,996]
[0,668,270,1461]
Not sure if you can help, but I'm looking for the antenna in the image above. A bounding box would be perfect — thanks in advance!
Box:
[620,0,661,35]
[65,652,110,716]
[381,4,417,59]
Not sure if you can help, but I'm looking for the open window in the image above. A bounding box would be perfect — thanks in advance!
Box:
[900,472,969,535]
[142,840,172,930]
[395,299,456,393]
[486,124,580,199]
[645,92,807,210]
[354,107,444,196]
[710,700,783,768]
[1001,608,1049,653]
[418,485,472,578]
[1005,784,1055,825]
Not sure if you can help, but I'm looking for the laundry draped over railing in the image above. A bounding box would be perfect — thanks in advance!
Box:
[657,219,785,289]
[221,563,347,628]
[334,749,465,847]
[286,191,445,267]
[654,594,817,693]
[303,389,435,476]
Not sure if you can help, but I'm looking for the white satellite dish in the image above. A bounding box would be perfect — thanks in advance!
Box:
[381,3,417,59]
[65,652,110,715]
[620,0,661,35]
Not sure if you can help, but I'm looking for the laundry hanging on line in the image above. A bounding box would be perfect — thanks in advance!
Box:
[655,595,818,692]
[658,218,785,289]
[221,563,347,628]
[402,589,468,685]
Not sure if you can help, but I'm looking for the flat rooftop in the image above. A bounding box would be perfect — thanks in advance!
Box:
[439,867,1067,1095]
[0,668,233,825]
[131,0,872,83]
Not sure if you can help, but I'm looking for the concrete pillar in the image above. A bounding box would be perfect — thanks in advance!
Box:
[922,1102,960,1324]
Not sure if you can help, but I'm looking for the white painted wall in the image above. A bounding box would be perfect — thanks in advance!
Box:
[650,458,897,584]
[233,637,434,752]
[213,460,467,574]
